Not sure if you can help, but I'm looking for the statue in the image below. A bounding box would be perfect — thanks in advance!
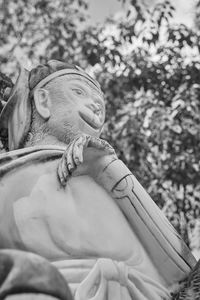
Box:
[0,249,73,300]
[0,60,197,300]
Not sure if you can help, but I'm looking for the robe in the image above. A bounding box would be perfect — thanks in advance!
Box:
[0,145,196,300]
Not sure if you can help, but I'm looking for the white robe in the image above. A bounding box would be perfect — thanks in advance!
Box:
[0,146,196,299]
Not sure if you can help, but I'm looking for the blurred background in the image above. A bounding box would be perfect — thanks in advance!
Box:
[1,0,200,258]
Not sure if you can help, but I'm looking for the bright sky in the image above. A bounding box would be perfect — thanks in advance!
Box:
[88,0,196,27]
[88,0,122,23]
[173,0,195,27]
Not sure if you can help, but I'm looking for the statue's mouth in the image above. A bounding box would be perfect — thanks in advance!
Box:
[79,104,104,130]
[79,111,101,130]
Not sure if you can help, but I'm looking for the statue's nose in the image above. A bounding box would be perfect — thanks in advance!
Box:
[87,103,101,113]
[88,93,104,112]
[85,103,104,119]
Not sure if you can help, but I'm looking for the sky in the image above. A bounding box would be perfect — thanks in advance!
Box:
[88,0,196,27]
[88,0,122,23]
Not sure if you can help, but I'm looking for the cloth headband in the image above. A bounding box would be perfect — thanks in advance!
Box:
[31,69,101,92]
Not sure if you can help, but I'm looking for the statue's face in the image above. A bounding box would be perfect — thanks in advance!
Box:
[48,75,105,142]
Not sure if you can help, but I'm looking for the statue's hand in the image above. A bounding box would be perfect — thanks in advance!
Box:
[57,134,116,186]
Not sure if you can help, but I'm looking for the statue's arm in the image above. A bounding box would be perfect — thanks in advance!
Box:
[94,156,196,283]
[56,134,195,281]
[57,134,178,245]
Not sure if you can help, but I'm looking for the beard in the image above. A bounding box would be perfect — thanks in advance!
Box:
[46,115,82,146]
[24,107,101,148]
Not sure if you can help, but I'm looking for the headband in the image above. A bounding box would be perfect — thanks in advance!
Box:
[31,69,101,92]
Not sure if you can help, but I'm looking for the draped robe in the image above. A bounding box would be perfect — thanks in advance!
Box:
[0,146,196,300]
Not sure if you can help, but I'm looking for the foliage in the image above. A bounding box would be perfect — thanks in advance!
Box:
[1,0,200,250]
[0,0,89,76]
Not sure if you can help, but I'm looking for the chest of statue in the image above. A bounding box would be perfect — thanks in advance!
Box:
[0,155,141,263]
[0,153,169,300]
[1,147,193,293]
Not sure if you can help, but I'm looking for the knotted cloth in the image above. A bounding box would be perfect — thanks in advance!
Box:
[53,258,170,300]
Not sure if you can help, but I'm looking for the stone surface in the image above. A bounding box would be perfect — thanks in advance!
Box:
[0,60,197,300]
[0,249,73,300]
[5,295,59,300]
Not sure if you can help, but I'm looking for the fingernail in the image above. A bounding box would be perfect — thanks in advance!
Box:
[75,158,80,165]
[68,164,75,172]
[60,177,65,186]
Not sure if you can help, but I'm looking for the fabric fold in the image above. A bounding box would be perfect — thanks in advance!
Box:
[53,258,170,300]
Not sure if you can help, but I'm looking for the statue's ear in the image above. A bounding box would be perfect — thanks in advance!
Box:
[33,88,51,120]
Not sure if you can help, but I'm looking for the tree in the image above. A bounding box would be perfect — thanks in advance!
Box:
[1,0,200,251]
[0,0,89,75]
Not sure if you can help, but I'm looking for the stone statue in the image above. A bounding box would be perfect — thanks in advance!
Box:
[0,249,73,300]
[0,60,197,300]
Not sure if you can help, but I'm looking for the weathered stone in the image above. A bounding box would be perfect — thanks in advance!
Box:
[0,60,196,300]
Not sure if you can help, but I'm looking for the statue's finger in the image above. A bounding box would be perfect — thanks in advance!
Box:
[66,143,75,173]
[74,135,89,162]
[62,155,70,180]
[88,137,102,149]
[89,137,116,155]
[73,141,83,166]
[81,134,90,148]
[57,160,67,186]
[104,144,116,155]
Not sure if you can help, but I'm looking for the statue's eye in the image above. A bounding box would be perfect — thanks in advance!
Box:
[72,88,84,96]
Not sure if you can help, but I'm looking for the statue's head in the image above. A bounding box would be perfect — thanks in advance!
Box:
[0,60,105,150]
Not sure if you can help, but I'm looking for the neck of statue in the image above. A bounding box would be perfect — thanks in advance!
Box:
[24,131,67,149]
[23,115,80,149]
